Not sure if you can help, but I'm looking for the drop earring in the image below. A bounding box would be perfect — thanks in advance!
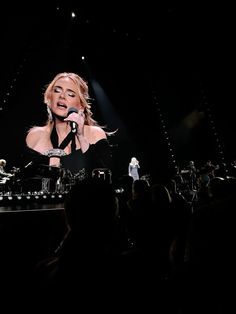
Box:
[47,106,53,122]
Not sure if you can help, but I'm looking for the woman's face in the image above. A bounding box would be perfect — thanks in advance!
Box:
[49,77,83,118]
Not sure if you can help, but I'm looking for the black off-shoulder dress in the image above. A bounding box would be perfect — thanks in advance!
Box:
[21,127,113,180]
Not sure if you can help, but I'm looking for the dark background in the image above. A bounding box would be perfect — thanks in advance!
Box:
[0,4,235,182]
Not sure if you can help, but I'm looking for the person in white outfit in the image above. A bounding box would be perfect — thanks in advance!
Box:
[128,157,140,181]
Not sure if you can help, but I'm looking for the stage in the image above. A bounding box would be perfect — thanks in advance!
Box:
[0,192,65,212]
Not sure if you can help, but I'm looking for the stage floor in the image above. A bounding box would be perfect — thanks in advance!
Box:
[0,202,64,212]
[0,191,66,212]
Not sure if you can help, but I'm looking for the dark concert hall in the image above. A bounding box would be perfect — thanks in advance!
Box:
[0,4,235,312]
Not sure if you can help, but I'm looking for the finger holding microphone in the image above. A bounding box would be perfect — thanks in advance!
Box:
[64,107,89,153]
[64,107,85,135]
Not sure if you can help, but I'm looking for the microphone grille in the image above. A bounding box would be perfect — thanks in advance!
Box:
[67,107,78,116]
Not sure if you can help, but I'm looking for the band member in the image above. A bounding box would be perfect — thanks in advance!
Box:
[0,159,13,183]
[187,160,197,191]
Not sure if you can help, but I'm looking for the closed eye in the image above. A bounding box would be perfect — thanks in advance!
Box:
[54,86,76,97]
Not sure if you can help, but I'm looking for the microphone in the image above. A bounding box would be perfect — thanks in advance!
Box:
[67,107,78,133]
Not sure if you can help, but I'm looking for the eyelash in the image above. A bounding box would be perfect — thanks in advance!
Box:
[54,88,75,97]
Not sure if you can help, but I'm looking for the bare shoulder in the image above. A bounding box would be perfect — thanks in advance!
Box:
[85,125,107,144]
[26,126,50,147]
[91,125,107,137]
[26,126,48,139]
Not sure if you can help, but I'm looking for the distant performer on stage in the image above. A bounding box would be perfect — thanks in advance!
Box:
[0,159,13,184]
[24,72,113,181]
[186,160,197,191]
[128,157,140,181]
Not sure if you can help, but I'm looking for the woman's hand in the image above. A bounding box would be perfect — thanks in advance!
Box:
[64,109,85,135]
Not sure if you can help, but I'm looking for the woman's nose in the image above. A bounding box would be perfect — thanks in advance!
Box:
[59,91,66,98]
